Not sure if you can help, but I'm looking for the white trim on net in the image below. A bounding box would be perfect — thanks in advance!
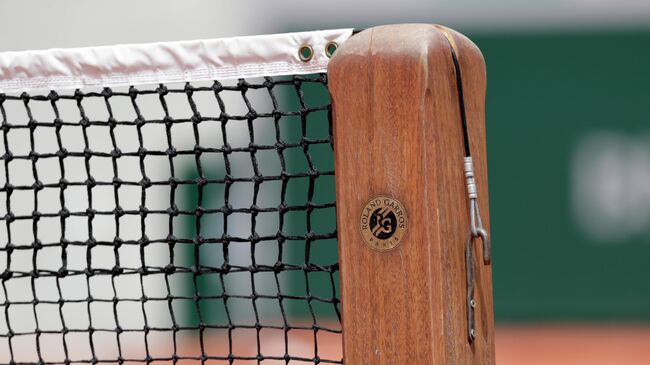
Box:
[0,29,354,92]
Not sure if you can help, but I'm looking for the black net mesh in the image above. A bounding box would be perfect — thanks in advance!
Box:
[0,74,341,365]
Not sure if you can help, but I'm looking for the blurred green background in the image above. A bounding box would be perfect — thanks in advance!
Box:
[475,30,650,320]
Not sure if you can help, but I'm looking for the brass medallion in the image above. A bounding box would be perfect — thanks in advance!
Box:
[359,195,407,251]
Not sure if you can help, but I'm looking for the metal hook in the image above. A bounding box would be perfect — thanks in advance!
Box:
[463,157,491,342]
[476,227,491,265]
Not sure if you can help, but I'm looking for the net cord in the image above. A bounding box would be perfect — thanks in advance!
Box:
[0,29,354,93]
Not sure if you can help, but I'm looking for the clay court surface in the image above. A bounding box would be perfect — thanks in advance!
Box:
[4,324,650,364]
[168,325,650,364]
[496,325,650,365]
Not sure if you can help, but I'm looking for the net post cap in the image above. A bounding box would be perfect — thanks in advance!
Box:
[328,23,484,69]
[329,24,447,67]
[328,24,486,117]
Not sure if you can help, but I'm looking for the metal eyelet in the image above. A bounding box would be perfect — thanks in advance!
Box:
[298,44,314,62]
[325,41,338,58]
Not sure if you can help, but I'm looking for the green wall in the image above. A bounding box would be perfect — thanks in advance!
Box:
[473,30,650,320]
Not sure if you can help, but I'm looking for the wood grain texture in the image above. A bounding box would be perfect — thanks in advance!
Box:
[328,24,494,364]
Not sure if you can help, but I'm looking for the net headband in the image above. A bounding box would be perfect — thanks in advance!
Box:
[0,28,354,92]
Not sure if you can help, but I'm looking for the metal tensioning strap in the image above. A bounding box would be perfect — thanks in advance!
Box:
[444,33,492,343]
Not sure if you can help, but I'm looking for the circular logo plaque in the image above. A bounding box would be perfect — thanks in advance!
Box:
[360,195,408,251]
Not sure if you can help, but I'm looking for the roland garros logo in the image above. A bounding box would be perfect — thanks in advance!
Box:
[360,195,407,251]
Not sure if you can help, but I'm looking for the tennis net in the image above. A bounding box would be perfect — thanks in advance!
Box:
[0,29,353,365]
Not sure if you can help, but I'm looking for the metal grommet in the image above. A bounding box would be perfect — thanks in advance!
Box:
[325,41,338,58]
[298,44,314,62]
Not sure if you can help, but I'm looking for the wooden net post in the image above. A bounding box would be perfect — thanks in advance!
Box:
[328,24,495,364]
